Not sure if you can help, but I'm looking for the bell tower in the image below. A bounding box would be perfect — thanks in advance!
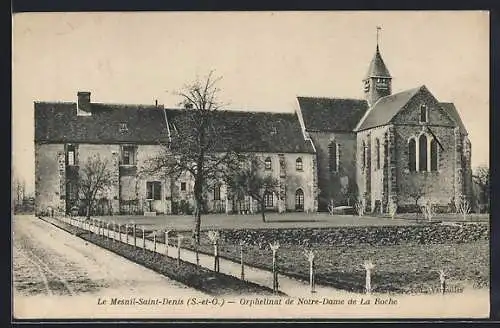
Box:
[363,27,392,107]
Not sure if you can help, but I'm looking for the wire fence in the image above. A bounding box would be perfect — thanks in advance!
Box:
[50,215,487,296]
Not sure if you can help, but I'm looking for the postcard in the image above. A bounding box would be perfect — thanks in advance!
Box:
[12,10,490,320]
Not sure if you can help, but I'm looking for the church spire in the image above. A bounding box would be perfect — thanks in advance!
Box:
[363,27,392,106]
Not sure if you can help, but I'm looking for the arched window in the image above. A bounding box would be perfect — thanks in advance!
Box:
[408,138,416,172]
[264,157,272,170]
[295,189,304,211]
[361,141,366,168]
[296,157,303,171]
[419,134,428,171]
[213,184,221,201]
[430,138,438,171]
[375,138,380,170]
[328,141,338,173]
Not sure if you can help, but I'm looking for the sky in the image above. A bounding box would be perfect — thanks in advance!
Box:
[12,11,490,194]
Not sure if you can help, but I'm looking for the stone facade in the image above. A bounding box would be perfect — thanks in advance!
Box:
[34,141,317,215]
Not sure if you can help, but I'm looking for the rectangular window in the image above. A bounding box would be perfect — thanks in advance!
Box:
[264,193,274,208]
[119,122,129,133]
[420,105,428,123]
[180,182,187,192]
[146,181,161,200]
[66,145,76,166]
[121,146,136,165]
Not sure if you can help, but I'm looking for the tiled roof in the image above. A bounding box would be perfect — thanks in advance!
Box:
[34,101,314,153]
[364,46,391,79]
[166,109,315,153]
[439,102,467,134]
[297,97,369,132]
[354,86,422,131]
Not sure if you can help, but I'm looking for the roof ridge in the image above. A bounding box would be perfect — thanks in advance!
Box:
[297,96,366,102]
[166,108,296,116]
[354,85,425,131]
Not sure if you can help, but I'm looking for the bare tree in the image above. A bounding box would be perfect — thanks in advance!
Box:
[78,154,113,219]
[408,185,424,207]
[144,71,244,243]
[225,156,280,222]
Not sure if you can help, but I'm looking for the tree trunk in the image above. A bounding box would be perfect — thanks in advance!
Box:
[86,199,91,219]
[260,201,266,223]
[192,179,203,245]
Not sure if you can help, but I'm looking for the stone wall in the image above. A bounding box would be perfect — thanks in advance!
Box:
[309,131,357,210]
[35,144,65,215]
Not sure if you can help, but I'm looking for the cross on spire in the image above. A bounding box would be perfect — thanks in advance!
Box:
[376,26,382,48]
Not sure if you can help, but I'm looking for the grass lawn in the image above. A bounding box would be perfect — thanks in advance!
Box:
[96,212,421,231]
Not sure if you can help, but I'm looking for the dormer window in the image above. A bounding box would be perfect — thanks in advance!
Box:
[420,105,428,123]
[119,122,128,133]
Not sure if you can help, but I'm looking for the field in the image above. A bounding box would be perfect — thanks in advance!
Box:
[96,212,489,231]
[174,235,489,294]
[88,213,490,295]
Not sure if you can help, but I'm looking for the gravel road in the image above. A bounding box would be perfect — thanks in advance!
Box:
[13,215,207,318]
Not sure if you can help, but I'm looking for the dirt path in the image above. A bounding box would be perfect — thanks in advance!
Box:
[13,215,207,318]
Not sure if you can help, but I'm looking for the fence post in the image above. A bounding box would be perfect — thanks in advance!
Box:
[208,231,220,272]
[240,240,245,281]
[142,228,146,250]
[133,224,137,248]
[177,234,183,266]
[364,261,375,294]
[153,233,157,253]
[439,269,447,294]
[304,250,316,294]
[125,224,129,244]
[107,223,110,239]
[270,241,280,294]
[165,230,170,257]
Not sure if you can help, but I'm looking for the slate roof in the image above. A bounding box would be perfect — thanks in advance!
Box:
[34,102,171,144]
[364,46,391,79]
[354,86,422,131]
[34,101,314,153]
[166,109,315,153]
[297,97,369,132]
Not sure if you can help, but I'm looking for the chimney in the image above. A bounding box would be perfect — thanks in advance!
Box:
[77,91,92,116]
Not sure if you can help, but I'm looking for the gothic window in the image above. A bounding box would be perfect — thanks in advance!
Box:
[264,157,272,170]
[408,138,416,172]
[328,141,338,173]
[375,138,381,170]
[430,138,438,171]
[295,189,304,211]
[419,134,428,171]
[146,181,161,200]
[66,145,76,166]
[213,184,221,201]
[296,157,303,171]
[121,145,136,165]
[420,105,428,123]
[264,192,274,208]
